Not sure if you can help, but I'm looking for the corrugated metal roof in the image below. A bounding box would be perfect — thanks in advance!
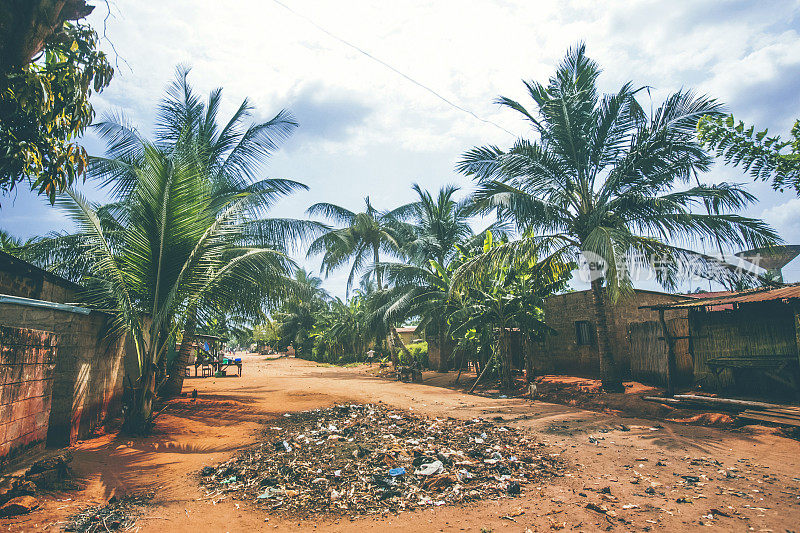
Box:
[644,283,800,310]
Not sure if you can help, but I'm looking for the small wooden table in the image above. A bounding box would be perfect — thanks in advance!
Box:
[188,357,242,377]
[215,358,242,377]
[706,355,798,389]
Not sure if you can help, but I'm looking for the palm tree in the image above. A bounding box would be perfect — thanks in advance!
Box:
[312,295,370,362]
[58,143,294,432]
[0,229,23,252]
[457,44,779,391]
[82,68,322,397]
[23,69,318,427]
[306,197,403,294]
[387,183,473,266]
[371,184,474,370]
[272,268,328,357]
[374,185,509,371]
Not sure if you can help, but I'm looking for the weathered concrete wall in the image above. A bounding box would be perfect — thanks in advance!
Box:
[0,251,79,304]
[428,335,454,372]
[530,290,687,378]
[0,326,57,466]
[0,302,126,448]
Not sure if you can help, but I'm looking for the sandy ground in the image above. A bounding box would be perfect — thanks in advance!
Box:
[4,354,800,532]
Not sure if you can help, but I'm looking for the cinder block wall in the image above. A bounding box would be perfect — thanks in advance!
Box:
[0,302,126,449]
[427,336,455,372]
[0,326,58,466]
[0,251,78,304]
[531,290,687,378]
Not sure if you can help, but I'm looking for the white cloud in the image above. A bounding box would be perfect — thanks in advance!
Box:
[761,197,800,238]
[3,0,800,296]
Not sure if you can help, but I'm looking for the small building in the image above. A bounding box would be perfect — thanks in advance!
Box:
[645,284,800,397]
[530,289,689,379]
[395,325,421,346]
[0,251,131,467]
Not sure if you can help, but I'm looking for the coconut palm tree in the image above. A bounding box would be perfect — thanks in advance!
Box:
[272,268,329,357]
[306,197,404,294]
[311,295,370,363]
[23,68,320,419]
[387,183,473,266]
[58,142,295,432]
[370,184,473,370]
[373,185,510,371]
[457,44,779,391]
[80,68,323,396]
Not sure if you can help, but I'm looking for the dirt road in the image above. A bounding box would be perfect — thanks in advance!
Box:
[5,355,800,532]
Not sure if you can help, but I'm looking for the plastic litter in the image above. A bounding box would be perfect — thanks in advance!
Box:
[199,403,562,518]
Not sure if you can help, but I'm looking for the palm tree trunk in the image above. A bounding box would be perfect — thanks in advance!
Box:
[523,334,534,384]
[391,327,411,358]
[374,244,382,290]
[386,326,410,368]
[590,278,624,392]
[125,363,155,434]
[498,328,512,390]
[161,306,197,397]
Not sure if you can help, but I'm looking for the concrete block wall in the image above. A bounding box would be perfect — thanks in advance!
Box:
[0,302,126,449]
[0,326,57,466]
[427,335,454,372]
[531,289,687,378]
[0,251,78,304]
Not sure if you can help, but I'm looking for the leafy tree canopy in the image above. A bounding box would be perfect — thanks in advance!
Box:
[698,114,800,195]
[0,1,113,202]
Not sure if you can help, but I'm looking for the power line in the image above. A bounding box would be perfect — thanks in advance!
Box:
[268,0,516,137]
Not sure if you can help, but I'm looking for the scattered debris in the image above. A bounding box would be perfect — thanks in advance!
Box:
[62,492,154,532]
[199,404,562,517]
[0,452,74,516]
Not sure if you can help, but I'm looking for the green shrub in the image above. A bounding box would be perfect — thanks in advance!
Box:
[404,342,428,368]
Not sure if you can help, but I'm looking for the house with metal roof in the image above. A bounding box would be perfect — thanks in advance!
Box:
[644,284,800,398]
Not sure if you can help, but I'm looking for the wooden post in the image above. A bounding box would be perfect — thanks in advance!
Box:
[793,305,800,398]
[659,309,677,397]
[794,305,800,367]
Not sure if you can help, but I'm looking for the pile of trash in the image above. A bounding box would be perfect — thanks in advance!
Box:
[199,404,562,517]
[62,492,153,533]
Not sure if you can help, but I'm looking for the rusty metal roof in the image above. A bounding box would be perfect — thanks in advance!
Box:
[644,283,800,310]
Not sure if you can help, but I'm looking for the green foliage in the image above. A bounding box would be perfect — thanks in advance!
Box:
[19,68,309,430]
[0,228,27,252]
[1,22,113,201]
[457,44,779,388]
[307,197,404,294]
[252,320,283,350]
[458,43,777,298]
[272,269,328,358]
[55,146,296,431]
[698,114,800,195]
[448,232,572,387]
[404,341,428,367]
[387,183,474,266]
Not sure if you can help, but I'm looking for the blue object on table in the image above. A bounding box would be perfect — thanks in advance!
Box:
[389,467,406,477]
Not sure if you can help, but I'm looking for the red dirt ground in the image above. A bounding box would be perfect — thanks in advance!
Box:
[3,354,800,532]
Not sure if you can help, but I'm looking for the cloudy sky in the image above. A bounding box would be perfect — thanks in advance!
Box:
[2,0,800,296]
